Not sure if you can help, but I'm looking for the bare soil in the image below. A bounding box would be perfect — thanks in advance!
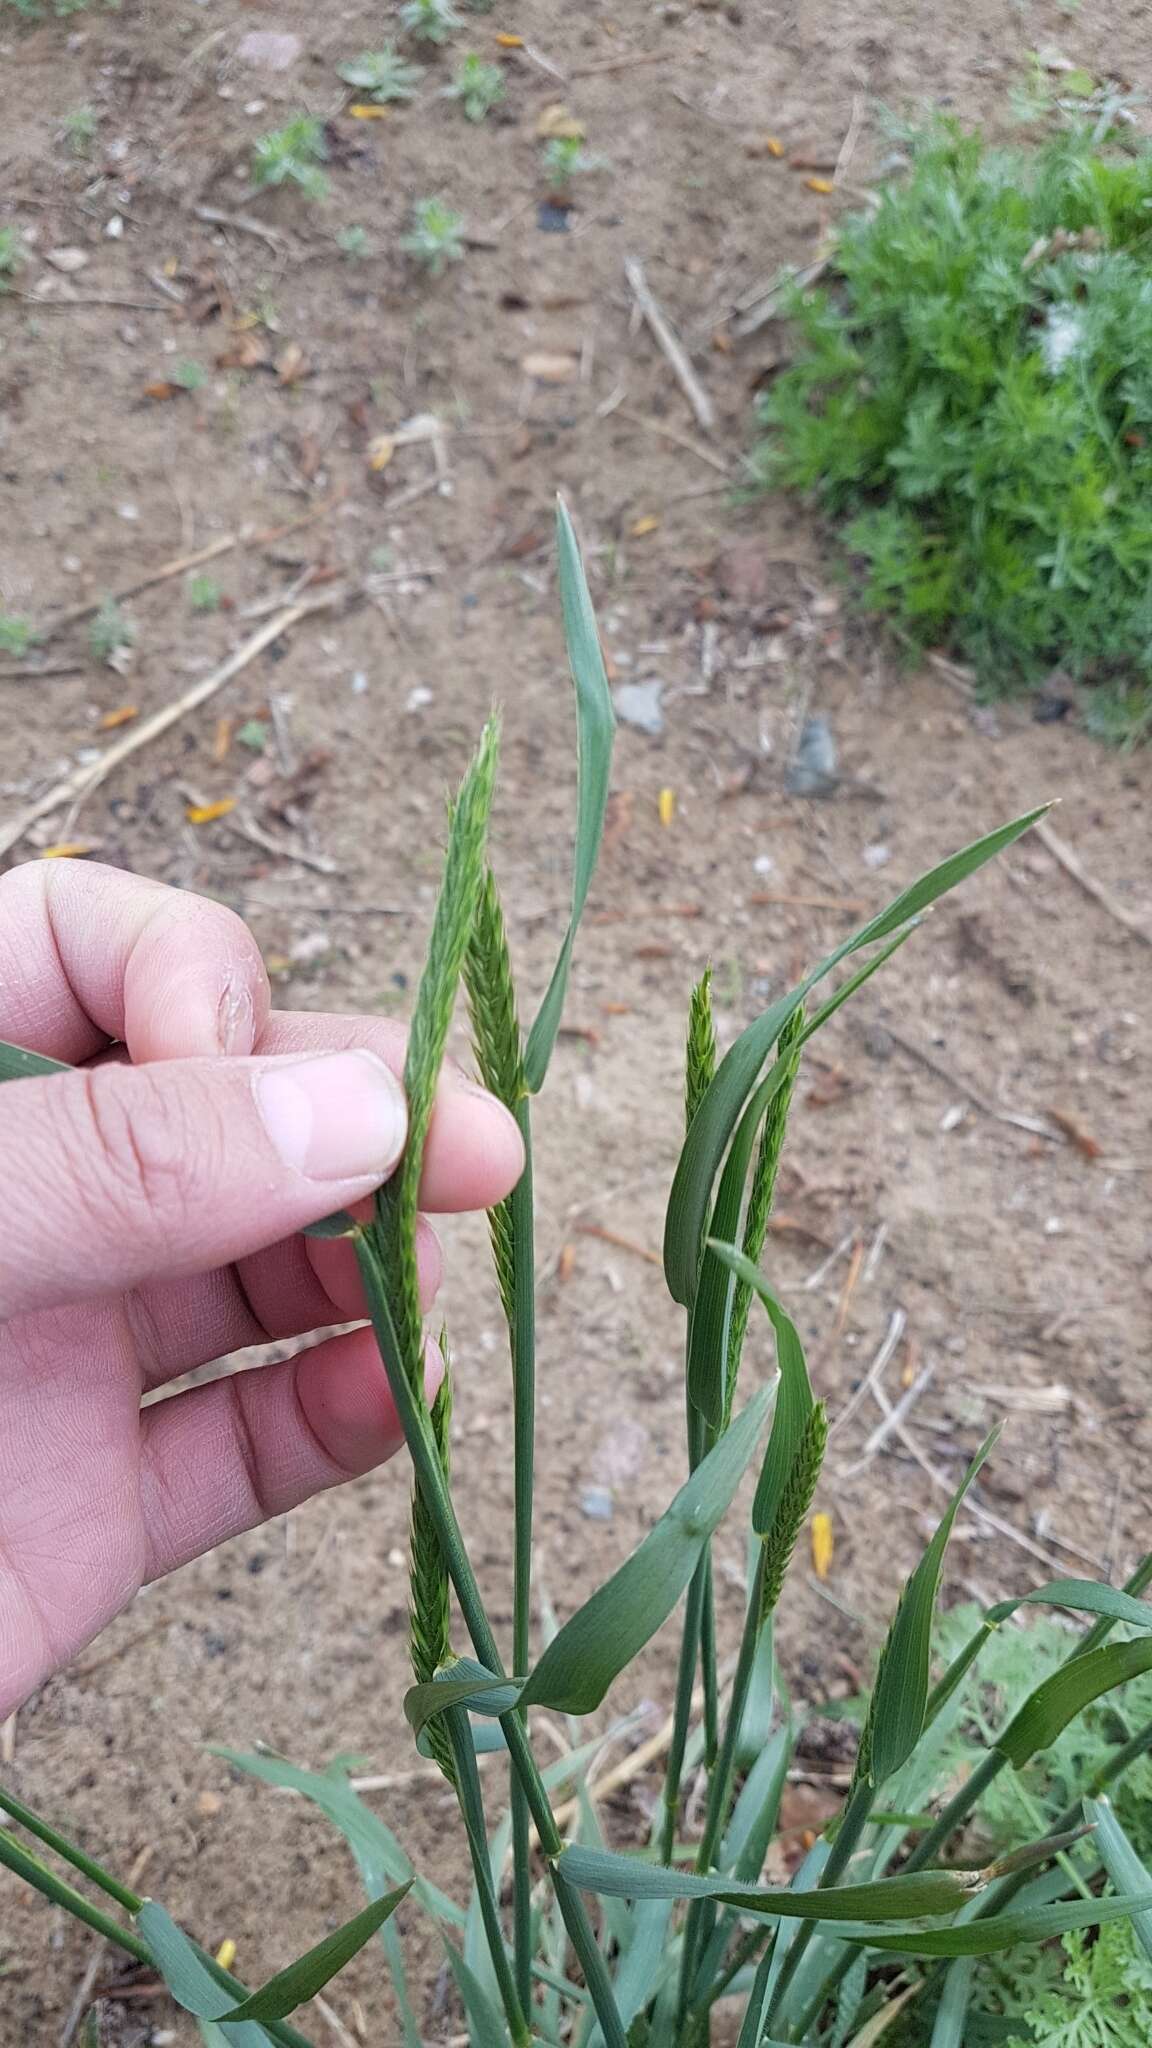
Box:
[1,0,1150,2041]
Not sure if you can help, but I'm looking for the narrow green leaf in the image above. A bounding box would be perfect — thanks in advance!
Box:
[724,1720,792,1879]
[708,1244,814,1534]
[442,1938,511,2048]
[997,1637,1152,1768]
[864,1428,1000,1786]
[523,499,615,1092]
[300,1212,359,1240]
[926,1576,1152,1726]
[138,1893,408,2028]
[1085,1797,1152,1967]
[840,1890,1152,1957]
[0,1037,70,1081]
[557,1844,979,1920]
[222,1888,411,2022]
[663,806,1048,1306]
[929,1958,976,2048]
[518,1387,771,1715]
[404,1659,523,1739]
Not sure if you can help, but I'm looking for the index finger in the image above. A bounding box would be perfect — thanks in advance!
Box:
[0,859,271,1064]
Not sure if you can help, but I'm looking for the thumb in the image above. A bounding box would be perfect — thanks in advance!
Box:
[0,1050,408,1320]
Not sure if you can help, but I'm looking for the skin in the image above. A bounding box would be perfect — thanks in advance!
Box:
[0,860,524,1718]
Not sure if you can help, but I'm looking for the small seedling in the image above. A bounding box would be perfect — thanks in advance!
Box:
[0,613,35,656]
[186,575,221,613]
[88,598,134,664]
[336,224,371,260]
[541,135,607,190]
[173,360,207,393]
[447,53,504,122]
[236,717,269,752]
[61,105,97,156]
[251,116,328,202]
[399,0,462,46]
[0,228,25,291]
[337,46,423,103]
[401,196,465,276]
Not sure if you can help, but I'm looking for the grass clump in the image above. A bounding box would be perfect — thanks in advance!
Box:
[401,196,465,275]
[756,120,1152,743]
[337,46,422,104]
[251,115,328,202]
[0,613,36,655]
[89,597,133,665]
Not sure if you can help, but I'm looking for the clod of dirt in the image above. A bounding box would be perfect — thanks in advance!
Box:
[713,538,780,607]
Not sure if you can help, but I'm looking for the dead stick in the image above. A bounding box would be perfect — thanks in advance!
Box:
[829,1307,906,1438]
[1035,817,1152,948]
[883,1021,1064,1141]
[572,49,671,76]
[614,406,731,476]
[623,256,716,434]
[0,664,88,682]
[0,597,340,860]
[838,1361,939,1480]
[575,1222,662,1267]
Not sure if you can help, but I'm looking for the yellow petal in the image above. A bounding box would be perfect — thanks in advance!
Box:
[348,102,390,119]
[811,1511,834,1580]
[214,1938,237,1972]
[495,32,523,45]
[39,841,98,860]
[658,787,676,828]
[368,434,396,471]
[630,513,660,538]
[99,703,138,730]
[186,798,237,826]
[805,176,835,195]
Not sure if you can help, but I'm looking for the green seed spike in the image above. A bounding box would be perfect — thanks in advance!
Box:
[409,1364,456,1787]
[464,865,525,1338]
[759,1402,829,1624]
[724,1004,804,1426]
[375,714,499,1395]
[685,967,717,1132]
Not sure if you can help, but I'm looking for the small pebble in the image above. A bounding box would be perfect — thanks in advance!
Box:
[350,670,369,695]
[406,685,433,712]
[612,677,665,737]
[785,714,838,796]
[104,214,124,239]
[753,852,775,876]
[862,842,891,870]
[580,1485,614,1522]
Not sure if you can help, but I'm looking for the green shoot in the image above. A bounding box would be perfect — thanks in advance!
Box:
[88,597,134,664]
[251,116,328,202]
[448,53,504,122]
[0,612,36,655]
[186,574,221,613]
[336,223,370,260]
[337,46,423,104]
[399,0,462,46]
[61,104,97,155]
[541,135,608,190]
[0,227,25,290]
[401,196,465,276]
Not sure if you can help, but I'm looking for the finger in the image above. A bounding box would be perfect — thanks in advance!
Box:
[139,1331,442,1578]
[127,1217,443,1388]
[0,1049,411,1320]
[0,859,270,1064]
[257,1011,524,1212]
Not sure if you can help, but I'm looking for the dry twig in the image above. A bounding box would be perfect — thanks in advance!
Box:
[1035,817,1152,948]
[829,1307,907,1438]
[623,256,717,434]
[883,1021,1063,1141]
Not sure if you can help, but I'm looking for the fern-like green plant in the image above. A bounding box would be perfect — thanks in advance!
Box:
[251,115,328,201]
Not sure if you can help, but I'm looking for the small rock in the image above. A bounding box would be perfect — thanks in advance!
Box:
[196,1790,222,1818]
[406,685,433,711]
[289,931,330,966]
[104,214,124,240]
[44,246,89,274]
[536,201,571,234]
[862,842,891,870]
[753,852,775,876]
[350,670,369,695]
[236,28,302,70]
[785,714,838,796]
[117,501,139,522]
[612,677,665,737]
[861,1020,894,1062]
[580,1484,614,1522]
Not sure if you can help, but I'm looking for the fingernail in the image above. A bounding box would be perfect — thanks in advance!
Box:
[257,1051,407,1182]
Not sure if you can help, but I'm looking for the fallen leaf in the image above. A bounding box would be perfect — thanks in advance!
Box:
[765,135,785,157]
[536,103,585,141]
[214,1938,237,1973]
[39,841,99,860]
[804,176,835,195]
[348,102,391,119]
[186,798,237,825]
[276,342,310,386]
[143,380,180,402]
[1047,1106,1102,1161]
[216,330,269,371]
[212,716,234,763]
[557,1243,576,1283]
[811,1511,834,1580]
[746,135,786,159]
[495,32,523,46]
[99,703,138,730]
[711,327,733,353]
[658,787,676,828]
[630,512,661,538]
[367,433,396,471]
[522,350,579,383]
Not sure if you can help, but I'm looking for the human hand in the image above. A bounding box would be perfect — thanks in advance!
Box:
[0,860,523,1718]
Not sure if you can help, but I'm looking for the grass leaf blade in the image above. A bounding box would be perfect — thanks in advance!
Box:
[997,1638,1152,1768]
